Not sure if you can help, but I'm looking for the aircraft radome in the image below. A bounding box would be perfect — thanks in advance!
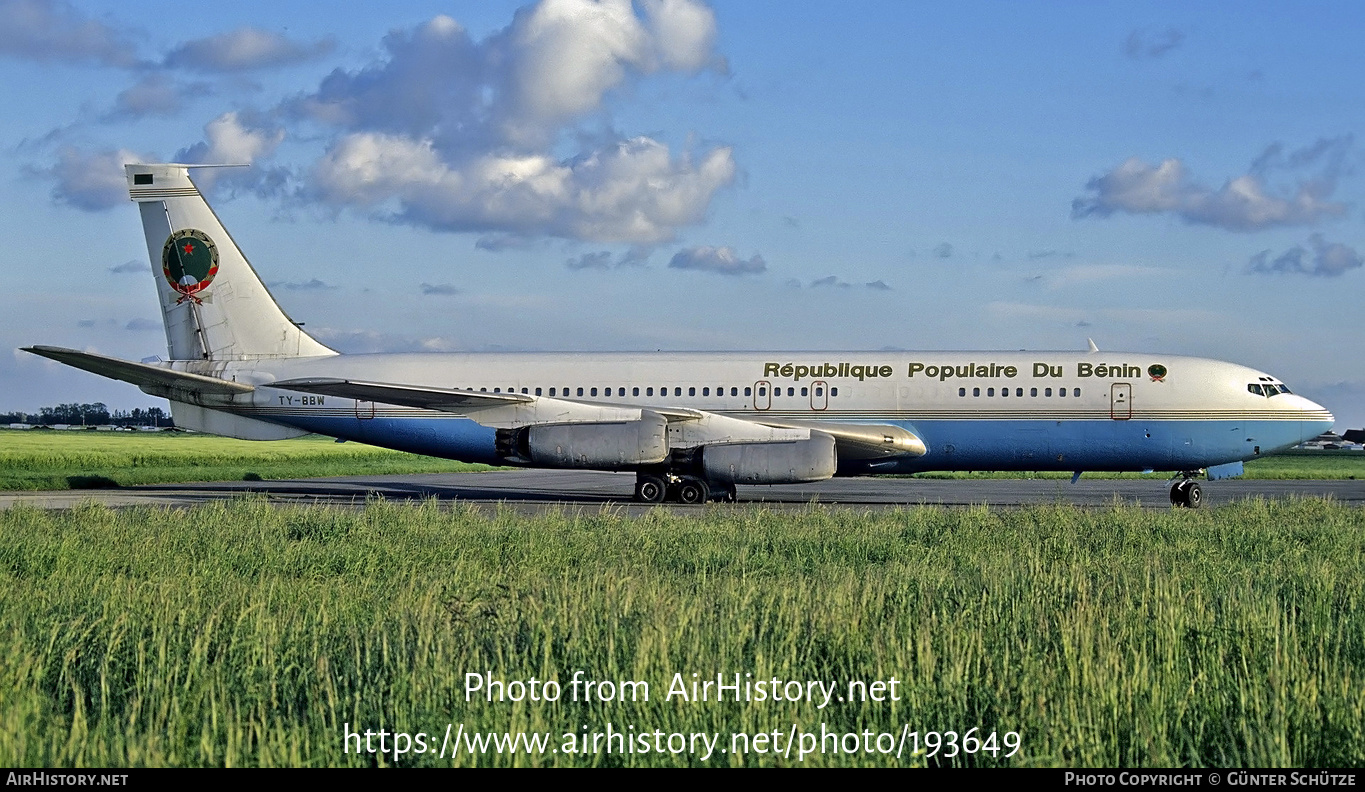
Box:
[23,164,1336,508]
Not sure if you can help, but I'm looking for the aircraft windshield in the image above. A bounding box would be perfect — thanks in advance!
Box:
[1250,381,1292,396]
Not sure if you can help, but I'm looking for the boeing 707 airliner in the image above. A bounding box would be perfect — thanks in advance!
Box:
[23,164,1336,507]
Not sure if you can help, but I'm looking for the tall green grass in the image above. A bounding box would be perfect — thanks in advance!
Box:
[0,430,490,490]
[1,498,1361,766]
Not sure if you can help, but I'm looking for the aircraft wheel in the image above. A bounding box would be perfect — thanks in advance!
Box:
[676,477,710,505]
[1171,480,1203,508]
[635,475,667,503]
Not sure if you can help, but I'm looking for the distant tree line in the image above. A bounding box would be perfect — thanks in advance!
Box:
[1,403,172,427]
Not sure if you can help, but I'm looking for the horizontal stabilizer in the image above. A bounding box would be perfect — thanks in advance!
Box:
[22,345,253,396]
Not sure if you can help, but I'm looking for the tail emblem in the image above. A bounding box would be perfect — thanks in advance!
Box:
[162,229,220,304]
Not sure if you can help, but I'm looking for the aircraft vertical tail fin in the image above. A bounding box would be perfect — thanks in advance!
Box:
[125,163,337,361]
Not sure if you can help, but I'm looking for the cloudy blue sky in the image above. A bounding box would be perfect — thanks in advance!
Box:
[2,0,1362,429]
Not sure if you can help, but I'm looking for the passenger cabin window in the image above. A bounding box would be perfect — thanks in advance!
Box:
[731,387,739,396]
[577,387,584,396]
[1073,388,1080,397]
[1030,388,1037,397]
[1016,388,1023,397]
[675,387,682,396]
[830,387,839,397]
[1045,388,1052,397]
[787,387,795,396]
[959,387,966,397]
[744,387,752,396]
[702,387,710,396]
[647,387,653,396]
[816,387,824,396]
[973,387,980,397]
[758,386,767,396]
[633,387,639,396]
[1059,388,1066,397]
[1001,388,1008,397]
[535,388,542,396]
[689,387,696,396]
[988,388,995,396]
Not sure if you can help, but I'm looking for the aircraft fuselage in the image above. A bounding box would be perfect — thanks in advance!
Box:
[180,349,1332,475]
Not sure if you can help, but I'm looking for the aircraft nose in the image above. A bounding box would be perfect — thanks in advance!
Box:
[1290,394,1335,441]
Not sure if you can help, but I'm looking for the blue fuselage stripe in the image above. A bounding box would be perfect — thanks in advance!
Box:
[259,412,1329,473]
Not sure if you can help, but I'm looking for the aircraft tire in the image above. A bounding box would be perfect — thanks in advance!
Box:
[1183,481,1203,509]
[1171,480,1203,508]
[676,477,710,505]
[635,475,667,503]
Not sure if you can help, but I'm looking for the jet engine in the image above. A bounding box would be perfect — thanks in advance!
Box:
[521,412,669,468]
[701,432,837,484]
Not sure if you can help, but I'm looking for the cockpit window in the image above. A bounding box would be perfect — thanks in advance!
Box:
[1248,383,1265,396]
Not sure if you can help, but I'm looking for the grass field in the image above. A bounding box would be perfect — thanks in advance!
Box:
[0,498,1362,767]
[0,430,491,490]
[911,450,1365,481]
[0,429,1361,491]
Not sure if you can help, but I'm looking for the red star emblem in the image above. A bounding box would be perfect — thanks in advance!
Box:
[182,242,195,255]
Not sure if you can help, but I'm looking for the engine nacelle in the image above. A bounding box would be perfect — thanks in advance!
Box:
[525,413,668,468]
[701,432,837,484]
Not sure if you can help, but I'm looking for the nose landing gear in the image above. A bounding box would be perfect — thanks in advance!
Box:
[1169,473,1204,508]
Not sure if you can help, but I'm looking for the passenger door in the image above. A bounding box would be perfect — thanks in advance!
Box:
[1110,383,1131,420]
[810,380,828,411]
[753,381,771,411]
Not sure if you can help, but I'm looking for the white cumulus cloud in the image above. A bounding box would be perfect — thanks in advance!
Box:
[164,27,334,72]
[0,0,139,67]
[1072,138,1353,232]
[45,147,143,211]
[1248,234,1363,277]
[292,0,729,244]
[313,132,733,243]
[667,245,765,275]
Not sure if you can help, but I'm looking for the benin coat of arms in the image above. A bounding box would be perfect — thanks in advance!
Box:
[161,229,219,303]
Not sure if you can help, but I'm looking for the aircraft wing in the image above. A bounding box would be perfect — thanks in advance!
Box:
[757,419,927,459]
[273,377,643,428]
[273,377,532,410]
[22,345,254,396]
[273,377,921,455]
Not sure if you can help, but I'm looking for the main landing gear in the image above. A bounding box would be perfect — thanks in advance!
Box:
[634,473,737,504]
[1169,472,1204,509]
